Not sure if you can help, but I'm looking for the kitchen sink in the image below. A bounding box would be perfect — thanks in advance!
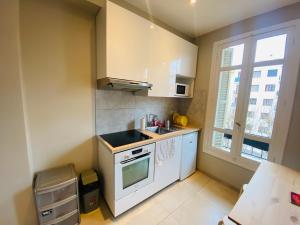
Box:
[146,126,180,135]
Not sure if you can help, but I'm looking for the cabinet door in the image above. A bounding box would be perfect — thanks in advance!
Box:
[147,25,178,97]
[180,132,198,180]
[154,136,182,192]
[176,40,198,78]
[106,1,151,82]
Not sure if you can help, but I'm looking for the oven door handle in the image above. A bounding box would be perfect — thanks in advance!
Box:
[120,152,151,164]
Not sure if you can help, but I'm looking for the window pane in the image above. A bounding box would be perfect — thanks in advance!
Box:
[253,71,261,78]
[212,131,232,152]
[267,69,278,77]
[245,65,283,138]
[260,113,269,119]
[255,34,287,62]
[249,98,257,105]
[221,44,244,67]
[248,111,255,118]
[265,84,275,92]
[214,70,241,130]
[263,99,273,106]
[251,85,259,92]
[241,143,269,161]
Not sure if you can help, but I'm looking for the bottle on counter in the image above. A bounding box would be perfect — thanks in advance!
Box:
[166,120,170,130]
[141,117,146,130]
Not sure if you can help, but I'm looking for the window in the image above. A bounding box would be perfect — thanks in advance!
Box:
[246,124,253,131]
[260,113,269,119]
[221,44,244,67]
[255,34,286,62]
[248,111,255,118]
[234,85,239,94]
[263,99,273,106]
[265,84,276,92]
[267,69,278,77]
[234,73,240,82]
[251,85,259,92]
[204,21,300,171]
[249,98,257,105]
[214,69,241,131]
[253,71,261,78]
[258,127,269,136]
[231,97,237,107]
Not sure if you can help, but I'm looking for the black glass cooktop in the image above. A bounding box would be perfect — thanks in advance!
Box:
[100,129,152,148]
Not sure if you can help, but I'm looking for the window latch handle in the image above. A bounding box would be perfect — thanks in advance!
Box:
[235,122,241,127]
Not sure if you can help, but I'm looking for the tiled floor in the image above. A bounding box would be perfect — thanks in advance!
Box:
[80,171,239,225]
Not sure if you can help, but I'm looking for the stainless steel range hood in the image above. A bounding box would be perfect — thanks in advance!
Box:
[97,78,152,92]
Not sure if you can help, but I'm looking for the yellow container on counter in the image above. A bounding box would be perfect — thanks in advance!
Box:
[173,113,188,127]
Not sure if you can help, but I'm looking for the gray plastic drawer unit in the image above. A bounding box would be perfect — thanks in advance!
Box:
[33,164,80,225]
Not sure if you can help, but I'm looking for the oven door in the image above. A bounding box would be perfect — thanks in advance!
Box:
[115,151,154,200]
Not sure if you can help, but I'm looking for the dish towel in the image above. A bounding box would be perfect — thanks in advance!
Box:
[155,138,175,166]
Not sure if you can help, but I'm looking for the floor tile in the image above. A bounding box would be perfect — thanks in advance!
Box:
[153,172,211,213]
[158,215,181,225]
[170,180,238,225]
[80,171,239,225]
[196,180,239,213]
[170,194,226,225]
[120,198,169,225]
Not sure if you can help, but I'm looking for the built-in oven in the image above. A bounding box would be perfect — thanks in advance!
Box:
[115,144,155,200]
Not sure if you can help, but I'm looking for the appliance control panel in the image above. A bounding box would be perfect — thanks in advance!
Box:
[114,143,154,164]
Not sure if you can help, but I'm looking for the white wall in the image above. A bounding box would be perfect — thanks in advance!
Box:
[0,0,97,223]
[0,0,37,224]
[20,0,97,173]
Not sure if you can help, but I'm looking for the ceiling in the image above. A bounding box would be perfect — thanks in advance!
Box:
[123,0,300,37]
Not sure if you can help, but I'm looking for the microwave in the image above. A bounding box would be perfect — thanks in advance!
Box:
[175,83,189,97]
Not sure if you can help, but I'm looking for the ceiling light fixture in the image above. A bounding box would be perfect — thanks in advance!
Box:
[190,0,197,4]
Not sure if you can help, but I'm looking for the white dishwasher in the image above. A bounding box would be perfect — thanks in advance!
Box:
[180,132,198,180]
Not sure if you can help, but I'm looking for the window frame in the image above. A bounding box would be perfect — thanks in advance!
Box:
[203,19,300,171]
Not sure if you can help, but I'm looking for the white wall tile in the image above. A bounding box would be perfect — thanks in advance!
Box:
[96,90,179,134]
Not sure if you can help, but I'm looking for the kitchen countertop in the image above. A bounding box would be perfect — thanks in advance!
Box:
[97,126,200,154]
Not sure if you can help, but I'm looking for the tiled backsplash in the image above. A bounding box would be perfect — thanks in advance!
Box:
[96,90,179,134]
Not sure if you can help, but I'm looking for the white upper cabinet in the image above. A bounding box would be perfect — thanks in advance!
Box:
[96,1,198,96]
[176,40,198,78]
[147,25,198,97]
[147,24,178,97]
[97,1,152,82]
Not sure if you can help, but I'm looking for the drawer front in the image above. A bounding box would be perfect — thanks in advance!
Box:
[39,198,78,224]
[182,132,197,146]
[36,182,77,208]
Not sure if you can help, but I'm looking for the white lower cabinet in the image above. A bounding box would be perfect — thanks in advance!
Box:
[98,131,199,217]
[180,132,198,180]
[153,136,182,192]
